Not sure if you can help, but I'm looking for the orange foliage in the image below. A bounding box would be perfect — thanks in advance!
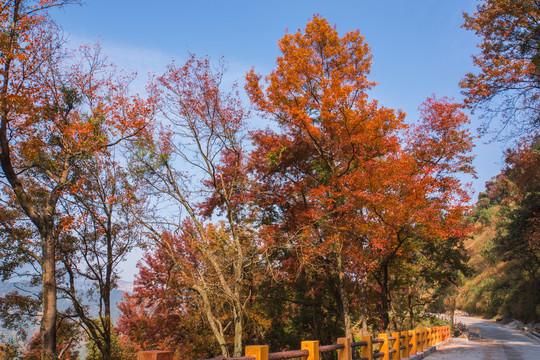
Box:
[247,16,474,270]
[246,16,475,330]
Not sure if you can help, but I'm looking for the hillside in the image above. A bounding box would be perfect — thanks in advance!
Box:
[456,139,540,323]
[0,280,132,349]
[458,216,539,321]
[0,280,131,320]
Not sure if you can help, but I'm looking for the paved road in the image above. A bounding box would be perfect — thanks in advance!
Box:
[424,316,540,360]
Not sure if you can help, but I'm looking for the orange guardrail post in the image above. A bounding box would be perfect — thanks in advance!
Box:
[136,351,173,360]
[391,332,400,360]
[408,330,416,356]
[419,329,424,352]
[378,333,389,360]
[301,341,319,360]
[337,337,352,360]
[361,335,373,360]
[246,345,269,360]
[444,326,447,341]
[400,331,409,358]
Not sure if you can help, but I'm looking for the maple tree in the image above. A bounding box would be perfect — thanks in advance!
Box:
[117,223,235,359]
[246,17,475,333]
[462,0,540,137]
[366,97,475,329]
[246,16,406,336]
[125,55,256,357]
[0,1,151,357]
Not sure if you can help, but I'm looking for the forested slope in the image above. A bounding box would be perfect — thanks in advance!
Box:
[457,138,540,322]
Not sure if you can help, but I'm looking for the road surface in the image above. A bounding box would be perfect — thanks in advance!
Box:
[424,315,540,360]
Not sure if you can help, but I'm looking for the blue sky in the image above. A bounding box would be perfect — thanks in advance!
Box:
[51,0,508,281]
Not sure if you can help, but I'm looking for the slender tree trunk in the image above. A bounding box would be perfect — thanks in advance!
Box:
[194,284,230,357]
[41,228,57,359]
[361,276,368,335]
[337,249,352,338]
[380,263,390,331]
[408,286,414,330]
[450,297,456,335]
[103,231,113,360]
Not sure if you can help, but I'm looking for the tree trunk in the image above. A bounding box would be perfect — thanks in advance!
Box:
[337,250,352,338]
[233,307,243,357]
[380,263,390,331]
[103,230,113,360]
[41,228,57,359]
[407,286,414,330]
[361,276,368,335]
[194,284,230,357]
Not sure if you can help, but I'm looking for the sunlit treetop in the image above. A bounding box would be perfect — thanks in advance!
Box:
[462,0,540,138]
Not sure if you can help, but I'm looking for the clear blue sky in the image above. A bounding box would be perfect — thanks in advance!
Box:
[51,0,508,281]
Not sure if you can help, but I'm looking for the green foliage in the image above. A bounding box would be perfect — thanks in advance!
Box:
[416,315,450,329]
[457,137,540,322]
[86,324,134,360]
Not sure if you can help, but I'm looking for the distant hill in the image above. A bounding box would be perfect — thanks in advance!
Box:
[0,279,132,329]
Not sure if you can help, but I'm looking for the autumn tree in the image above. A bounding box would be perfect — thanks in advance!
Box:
[246,17,475,334]
[462,0,540,137]
[117,223,236,359]
[365,97,475,330]
[246,16,409,337]
[55,150,146,360]
[125,55,257,357]
[0,1,151,357]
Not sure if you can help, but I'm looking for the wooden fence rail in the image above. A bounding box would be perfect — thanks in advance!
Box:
[136,326,451,360]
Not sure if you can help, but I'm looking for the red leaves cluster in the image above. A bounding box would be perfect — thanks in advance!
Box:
[117,223,230,358]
